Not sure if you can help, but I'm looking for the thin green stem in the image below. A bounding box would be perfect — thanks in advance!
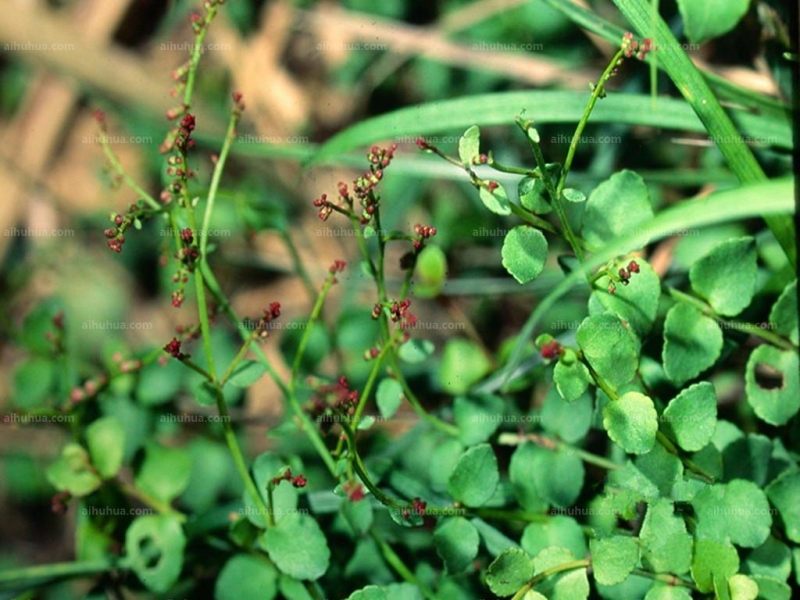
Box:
[99,136,159,209]
[182,5,218,110]
[371,530,437,600]
[117,481,186,522]
[0,559,115,587]
[630,568,698,590]
[512,559,590,600]
[509,203,559,235]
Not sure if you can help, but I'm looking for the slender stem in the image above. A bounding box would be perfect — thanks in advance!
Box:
[667,286,796,351]
[0,559,115,586]
[509,203,559,235]
[117,481,186,522]
[290,275,336,381]
[487,155,537,176]
[219,333,256,386]
[557,49,625,196]
[390,359,460,436]
[630,568,698,590]
[182,5,218,110]
[512,559,591,600]
[371,530,437,600]
[498,432,623,471]
[99,136,159,209]
[214,389,270,515]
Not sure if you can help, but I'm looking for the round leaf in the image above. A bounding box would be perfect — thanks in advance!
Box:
[453,394,505,446]
[553,359,591,402]
[86,416,125,479]
[531,446,585,508]
[509,443,548,513]
[501,226,548,284]
[485,548,535,597]
[662,382,718,452]
[745,345,800,426]
[689,237,757,316]
[447,444,499,507]
[691,539,739,593]
[519,177,551,214]
[590,536,639,586]
[591,259,661,336]
[376,378,403,419]
[663,303,723,386]
[522,516,587,560]
[766,471,800,543]
[433,517,480,574]
[769,280,798,345]
[603,392,658,455]
[125,515,186,593]
[692,480,772,548]
[414,245,448,297]
[46,443,101,497]
[677,0,750,43]
[581,170,653,249]
[439,339,491,395]
[479,182,512,216]
[534,546,590,600]
[576,314,639,389]
[228,360,268,388]
[134,442,192,503]
[215,554,278,600]
[397,339,434,364]
[261,513,331,580]
[639,499,692,574]
[458,125,480,165]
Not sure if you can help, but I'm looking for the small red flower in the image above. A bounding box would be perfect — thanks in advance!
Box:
[164,337,188,359]
[540,340,562,360]
[627,260,640,274]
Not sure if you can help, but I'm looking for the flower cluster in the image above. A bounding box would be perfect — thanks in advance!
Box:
[313,145,397,224]
[253,302,282,340]
[622,32,654,60]
[342,480,365,502]
[164,337,189,360]
[270,468,307,489]
[608,260,641,294]
[307,376,360,433]
[413,224,437,250]
[328,259,346,283]
[540,339,563,361]
[103,201,149,253]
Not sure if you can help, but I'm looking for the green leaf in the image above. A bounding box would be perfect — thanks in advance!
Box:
[692,538,740,593]
[472,517,520,557]
[86,417,125,479]
[485,548,535,597]
[310,92,792,166]
[562,188,586,203]
[634,443,684,497]
[136,359,183,406]
[260,513,330,581]
[727,574,759,600]
[194,380,218,406]
[765,471,800,543]
[447,443,499,507]
[590,536,639,586]
[458,125,480,165]
[519,177,551,214]
[501,226,548,284]
[576,314,639,389]
[46,443,102,497]
[228,359,268,388]
[644,585,693,600]
[591,259,661,337]
[375,378,403,419]
[749,575,791,600]
[743,537,792,582]
[509,443,548,513]
[249,452,299,526]
[397,339,434,363]
[347,587,387,600]
[553,359,591,402]
[125,515,186,593]
[769,280,798,345]
[581,170,653,250]
[341,495,373,537]
[12,358,55,409]
[541,386,593,443]
[689,237,757,316]
[521,516,587,560]
[414,244,448,298]
[603,392,658,455]
[453,394,505,446]
[639,499,692,574]
[692,480,772,548]
[215,554,278,600]
[534,546,590,600]
[662,382,718,452]
[134,442,192,504]
[479,183,512,216]
[745,345,800,426]
[530,446,584,508]
[662,303,723,386]
[439,339,491,395]
[676,0,750,43]
[433,517,480,574]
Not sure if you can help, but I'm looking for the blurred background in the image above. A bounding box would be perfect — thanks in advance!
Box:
[0,0,793,594]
